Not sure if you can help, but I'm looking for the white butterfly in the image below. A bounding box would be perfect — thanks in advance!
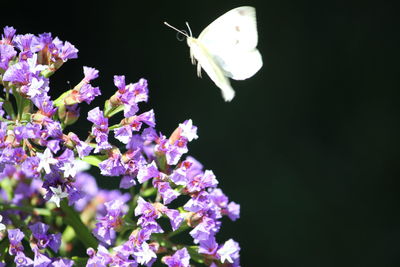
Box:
[165,6,263,102]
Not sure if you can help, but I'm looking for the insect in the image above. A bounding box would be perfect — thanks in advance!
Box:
[165,6,262,102]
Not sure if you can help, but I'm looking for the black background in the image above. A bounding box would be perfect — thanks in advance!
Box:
[2,0,400,266]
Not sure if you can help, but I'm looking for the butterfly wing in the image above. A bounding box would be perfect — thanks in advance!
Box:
[198,6,262,80]
[213,48,262,80]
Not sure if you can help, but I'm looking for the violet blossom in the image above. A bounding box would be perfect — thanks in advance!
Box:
[0,25,241,267]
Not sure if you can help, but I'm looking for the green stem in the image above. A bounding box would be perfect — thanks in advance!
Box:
[60,200,98,249]
[0,99,16,119]
[167,223,190,238]
[0,239,9,261]
[0,203,52,217]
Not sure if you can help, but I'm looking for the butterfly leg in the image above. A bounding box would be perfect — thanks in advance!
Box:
[190,51,196,65]
[197,63,202,78]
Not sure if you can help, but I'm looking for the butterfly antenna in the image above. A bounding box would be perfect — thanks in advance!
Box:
[185,22,193,37]
[164,22,190,38]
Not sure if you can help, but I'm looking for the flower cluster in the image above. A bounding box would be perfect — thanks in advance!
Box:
[0,26,240,266]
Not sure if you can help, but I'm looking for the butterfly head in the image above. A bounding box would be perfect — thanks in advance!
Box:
[164,22,194,41]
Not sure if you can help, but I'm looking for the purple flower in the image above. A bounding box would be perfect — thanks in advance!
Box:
[119,175,136,189]
[186,170,218,193]
[83,66,99,82]
[95,190,130,217]
[170,157,203,186]
[68,133,93,158]
[32,94,56,116]
[198,237,218,255]
[163,208,184,231]
[26,77,46,98]
[162,248,190,267]
[0,102,4,119]
[217,239,240,265]
[137,218,164,235]
[58,41,78,61]
[51,258,74,267]
[184,191,210,213]
[0,147,26,165]
[226,201,240,221]
[1,26,16,45]
[73,172,99,211]
[136,161,159,184]
[113,126,132,144]
[13,123,42,142]
[88,107,112,153]
[134,197,160,220]
[131,78,149,103]
[98,151,125,176]
[167,139,188,165]
[20,156,41,179]
[132,241,157,265]
[112,76,149,117]
[33,247,52,267]
[36,148,58,174]
[128,228,152,247]
[34,32,53,51]
[47,185,69,207]
[13,33,38,60]
[86,245,112,267]
[7,228,24,255]
[46,139,60,154]
[179,119,198,142]
[208,188,240,221]
[2,60,31,84]
[29,222,61,252]
[0,44,17,70]
[79,84,101,104]
[3,54,47,99]
[13,179,42,206]
[88,107,107,129]
[189,216,218,243]
[113,75,126,90]
[154,135,188,166]
[93,199,127,245]
[0,27,242,267]
[14,252,34,266]
[153,177,180,205]
[111,244,137,266]
[137,109,155,128]
[114,110,155,144]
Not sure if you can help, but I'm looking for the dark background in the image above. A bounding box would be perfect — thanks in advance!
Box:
[3,0,400,266]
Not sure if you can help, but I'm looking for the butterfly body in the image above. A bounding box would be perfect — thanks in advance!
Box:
[186,36,235,101]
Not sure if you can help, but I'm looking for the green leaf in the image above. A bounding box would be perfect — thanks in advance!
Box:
[0,203,52,217]
[0,239,9,261]
[141,187,157,197]
[62,225,76,243]
[167,222,190,238]
[108,123,122,130]
[60,200,98,249]
[12,87,30,120]
[104,100,124,118]
[41,68,55,78]
[53,89,72,107]
[0,99,15,119]
[187,246,205,264]
[71,257,89,267]
[0,178,13,201]
[82,155,107,167]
